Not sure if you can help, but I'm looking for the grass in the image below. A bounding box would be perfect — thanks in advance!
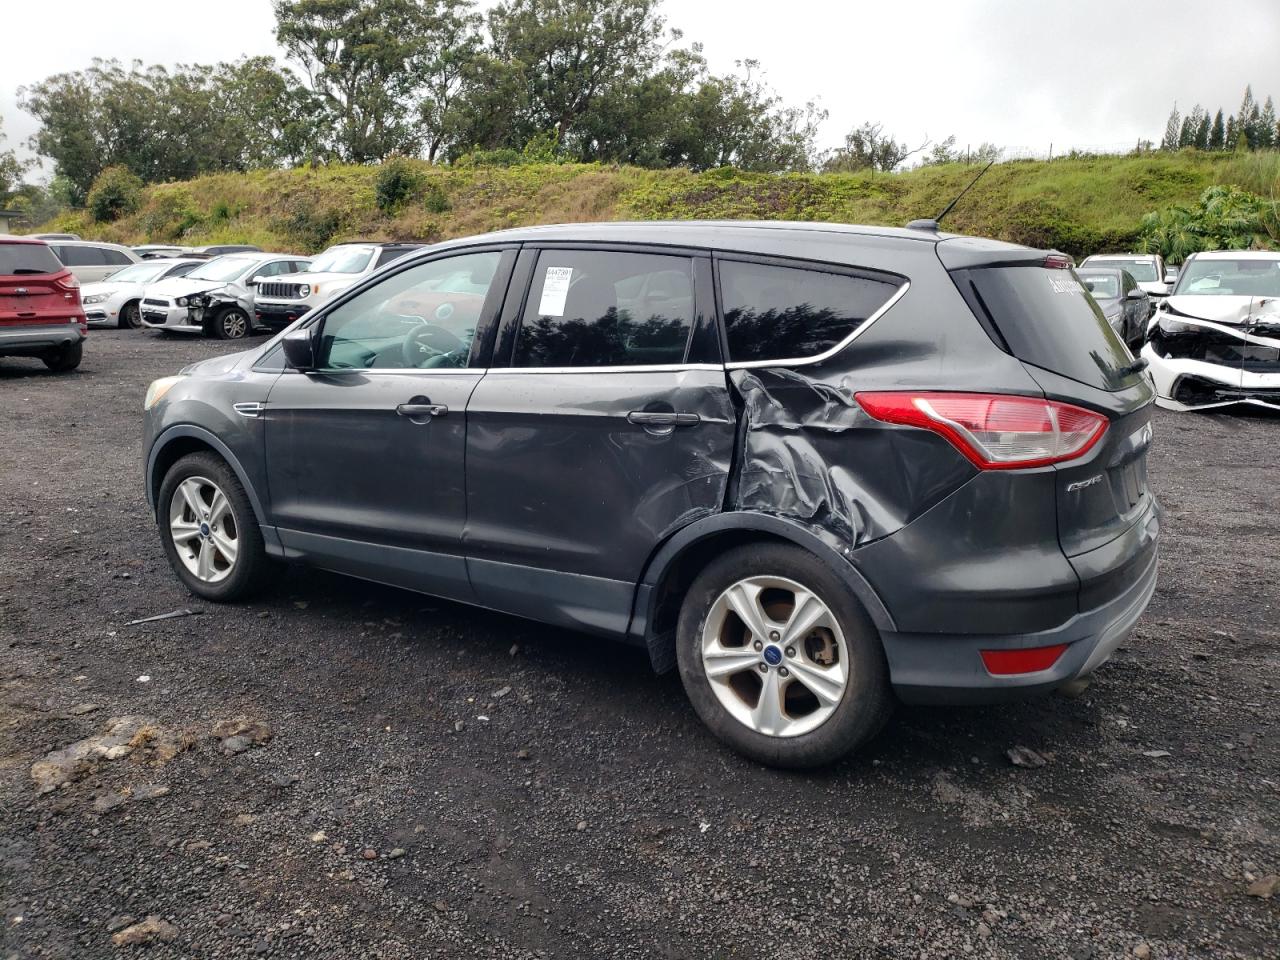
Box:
[38,149,1280,257]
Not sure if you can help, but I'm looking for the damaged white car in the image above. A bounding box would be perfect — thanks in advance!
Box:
[1141,250,1280,411]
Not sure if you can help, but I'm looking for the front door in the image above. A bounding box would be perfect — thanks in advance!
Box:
[264,247,515,601]
[464,246,736,635]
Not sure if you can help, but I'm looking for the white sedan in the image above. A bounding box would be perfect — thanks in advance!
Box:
[80,259,203,329]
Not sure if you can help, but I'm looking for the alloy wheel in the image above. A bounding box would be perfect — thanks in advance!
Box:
[168,476,238,583]
[700,575,849,738]
[221,309,249,339]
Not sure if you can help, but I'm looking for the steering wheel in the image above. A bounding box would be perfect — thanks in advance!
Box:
[401,322,467,367]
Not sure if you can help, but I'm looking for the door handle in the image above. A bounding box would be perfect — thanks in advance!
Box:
[626,411,700,427]
[396,402,448,418]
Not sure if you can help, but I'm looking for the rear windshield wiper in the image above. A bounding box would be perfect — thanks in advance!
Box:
[1118,357,1148,378]
[11,268,51,275]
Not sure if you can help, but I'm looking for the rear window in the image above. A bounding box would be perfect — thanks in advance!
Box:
[954,265,1135,390]
[0,242,63,275]
[718,259,902,363]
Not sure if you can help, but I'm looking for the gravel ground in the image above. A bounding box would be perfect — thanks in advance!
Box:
[1,330,1277,960]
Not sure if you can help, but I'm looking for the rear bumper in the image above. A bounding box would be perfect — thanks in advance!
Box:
[883,504,1160,705]
[0,323,85,356]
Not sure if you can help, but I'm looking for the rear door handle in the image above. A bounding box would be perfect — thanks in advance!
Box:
[627,411,700,427]
[396,402,448,418]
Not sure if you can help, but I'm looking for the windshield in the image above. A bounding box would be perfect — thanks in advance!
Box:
[1091,259,1158,282]
[0,242,63,275]
[188,257,256,283]
[308,246,375,274]
[1079,273,1120,299]
[107,262,170,284]
[1173,257,1280,297]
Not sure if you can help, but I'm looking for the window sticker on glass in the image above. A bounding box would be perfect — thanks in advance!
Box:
[1048,275,1083,295]
[538,266,574,316]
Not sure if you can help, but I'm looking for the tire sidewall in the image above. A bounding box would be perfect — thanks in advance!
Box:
[676,542,892,768]
[157,453,264,601]
[120,301,142,329]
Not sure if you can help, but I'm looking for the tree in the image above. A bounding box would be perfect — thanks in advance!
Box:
[1161,105,1181,151]
[0,113,31,202]
[19,57,316,201]
[484,0,667,155]
[274,0,441,162]
[1209,109,1225,150]
[823,122,930,173]
[1258,96,1277,149]
[1237,85,1258,147]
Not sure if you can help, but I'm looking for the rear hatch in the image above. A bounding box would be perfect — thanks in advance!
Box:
[0,242,77,326]
[941,240,1157,605]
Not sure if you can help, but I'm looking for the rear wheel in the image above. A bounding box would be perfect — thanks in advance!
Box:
[676,542,892,768]
[118,300,142,329]
[157,452,267,601]
[42,341,82,372]
[211,306,250,340]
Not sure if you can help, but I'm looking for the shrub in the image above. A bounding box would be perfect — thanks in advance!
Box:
[423,181,450,214]
[86,166,143,223]
[137,189,201,240]
[375,157,424,213]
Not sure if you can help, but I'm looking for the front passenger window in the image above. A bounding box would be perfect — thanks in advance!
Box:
[316,251,501,370]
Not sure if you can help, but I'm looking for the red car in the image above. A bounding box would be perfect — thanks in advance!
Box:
[0,236,86,372]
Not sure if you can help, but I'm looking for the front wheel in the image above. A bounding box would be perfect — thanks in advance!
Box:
[211,306,250,340]
[157,452,267,601]
[676,542,892,768]
[119,301,142,329]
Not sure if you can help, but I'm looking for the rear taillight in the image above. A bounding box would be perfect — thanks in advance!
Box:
[854,392,1108,469]
[54,274,81,304]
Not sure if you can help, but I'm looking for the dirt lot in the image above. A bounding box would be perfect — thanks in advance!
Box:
[1,330,1277,959]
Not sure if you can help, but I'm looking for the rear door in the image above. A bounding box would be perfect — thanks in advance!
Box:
[946,252,1158,603]
[0,243,71,325]
[464,245,735,636]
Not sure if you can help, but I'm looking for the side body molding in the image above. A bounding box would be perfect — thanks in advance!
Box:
[628,511,897,673]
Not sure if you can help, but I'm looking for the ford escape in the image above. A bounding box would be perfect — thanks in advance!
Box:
[142,221,1160,768]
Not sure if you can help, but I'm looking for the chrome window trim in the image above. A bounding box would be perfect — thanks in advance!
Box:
[485,363,724,375]
[722,280,910,370]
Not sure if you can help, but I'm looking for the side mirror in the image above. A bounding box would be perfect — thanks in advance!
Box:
[281,328,317,371]
[247,276,261,288]
[1126,288,1146,300]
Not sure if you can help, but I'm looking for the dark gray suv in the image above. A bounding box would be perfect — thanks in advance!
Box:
[143,221,1160,767]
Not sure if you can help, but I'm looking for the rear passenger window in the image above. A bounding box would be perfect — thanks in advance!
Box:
[718,260,902,363]
[102,248,133,265]
[514,251,695,367]
[57,246,102,267]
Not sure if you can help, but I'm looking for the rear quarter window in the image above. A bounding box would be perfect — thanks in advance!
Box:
[0,243,63,275]
[953,265,1136,390]
[717,259,903,364]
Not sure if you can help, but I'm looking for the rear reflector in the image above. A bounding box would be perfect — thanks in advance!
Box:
[854,392,1108,469]
[980,644,1069,675]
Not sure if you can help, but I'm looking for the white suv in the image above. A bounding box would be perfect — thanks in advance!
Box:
[253,242,423,331]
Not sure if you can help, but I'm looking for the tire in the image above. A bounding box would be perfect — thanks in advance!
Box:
[211,306,250,340]
[157,452,267,602]
[676,542,892,768]
[42,341,82,372]
[118,300,142,330]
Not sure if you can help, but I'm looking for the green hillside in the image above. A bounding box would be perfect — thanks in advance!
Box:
[37,150,1280,258]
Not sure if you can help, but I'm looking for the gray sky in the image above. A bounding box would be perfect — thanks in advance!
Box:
[4,0,1280,176]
